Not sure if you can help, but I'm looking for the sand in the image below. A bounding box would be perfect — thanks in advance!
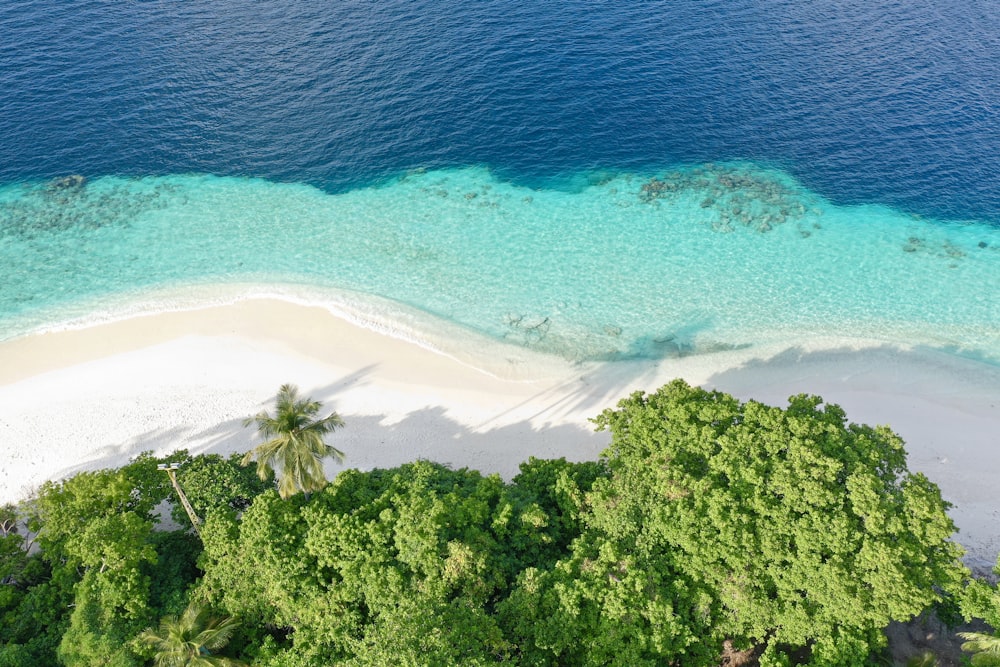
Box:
[2,298,998,572]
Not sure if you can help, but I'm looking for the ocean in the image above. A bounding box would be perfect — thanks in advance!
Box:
[1,0,998,363]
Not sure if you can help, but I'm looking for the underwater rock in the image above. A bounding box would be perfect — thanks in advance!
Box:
[1,177,175,240]
[523,316,550,333]
[503,312,552,346]
[637,163,817,234]
[506,312,548,329]
[401,167,426,181]
[588,171,616,186]
[943,242,965,259]
[48,174,86,191]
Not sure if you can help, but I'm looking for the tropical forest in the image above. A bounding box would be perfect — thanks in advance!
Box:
[2,380,1000,667]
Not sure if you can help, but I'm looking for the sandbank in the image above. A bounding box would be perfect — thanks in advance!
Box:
[1,298,998,572]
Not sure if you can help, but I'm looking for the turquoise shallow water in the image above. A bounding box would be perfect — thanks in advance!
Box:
[2,164,998,364]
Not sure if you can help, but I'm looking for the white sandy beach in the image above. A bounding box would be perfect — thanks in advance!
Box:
[1,298,999,572]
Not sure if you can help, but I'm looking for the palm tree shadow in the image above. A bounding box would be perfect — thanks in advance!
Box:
[48,404,606,489]
[463,356,667,435]
[304,365,379,405]
[325,405,607,482]
[44,367,383,486]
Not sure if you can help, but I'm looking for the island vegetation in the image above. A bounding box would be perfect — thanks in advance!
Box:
[2,380,999,666]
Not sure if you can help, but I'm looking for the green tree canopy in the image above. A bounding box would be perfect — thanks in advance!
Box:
[34,452,170,563]
[499,532,718,667]
[589,379,967,665]
[242,384,345,499]
[171,452,272,524]
[959,552,1000,667]
[22,453,203,667]
[31,456,168,667]
[0,504,68,666]
[197,460,603,665]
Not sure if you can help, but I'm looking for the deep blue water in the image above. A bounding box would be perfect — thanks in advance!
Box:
[2,0,998,222]
[1,0,998,363]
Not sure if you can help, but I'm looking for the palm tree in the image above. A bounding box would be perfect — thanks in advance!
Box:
[241,384,345,499]
[959,630,1000,666]
[139,603,247,667]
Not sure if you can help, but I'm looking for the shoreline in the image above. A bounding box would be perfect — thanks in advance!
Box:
[0,282,583,381]
[1,297,998,571]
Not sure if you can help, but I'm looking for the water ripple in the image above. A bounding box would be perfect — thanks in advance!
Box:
[0,0,997,222]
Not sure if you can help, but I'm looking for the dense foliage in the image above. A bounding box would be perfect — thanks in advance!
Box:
[0,380,984,666]
[589,380,967,665]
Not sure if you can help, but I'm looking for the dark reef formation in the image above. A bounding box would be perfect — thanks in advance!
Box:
[639,163,822,233]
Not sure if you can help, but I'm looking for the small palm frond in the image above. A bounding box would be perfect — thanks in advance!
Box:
[906,650,938,667]
[195,614,240,652]
[140,603,246,667]
[959,631,1000,667]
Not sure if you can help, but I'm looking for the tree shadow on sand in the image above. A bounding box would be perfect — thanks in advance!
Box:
[47,362,612,485]
[44,343,1000,491]
[704,343,1000,411]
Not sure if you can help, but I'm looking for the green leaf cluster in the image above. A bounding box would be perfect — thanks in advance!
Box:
[170,452,273,525]
[1,453,197,666]
[588,379,967,665]
[197,460,598,665]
